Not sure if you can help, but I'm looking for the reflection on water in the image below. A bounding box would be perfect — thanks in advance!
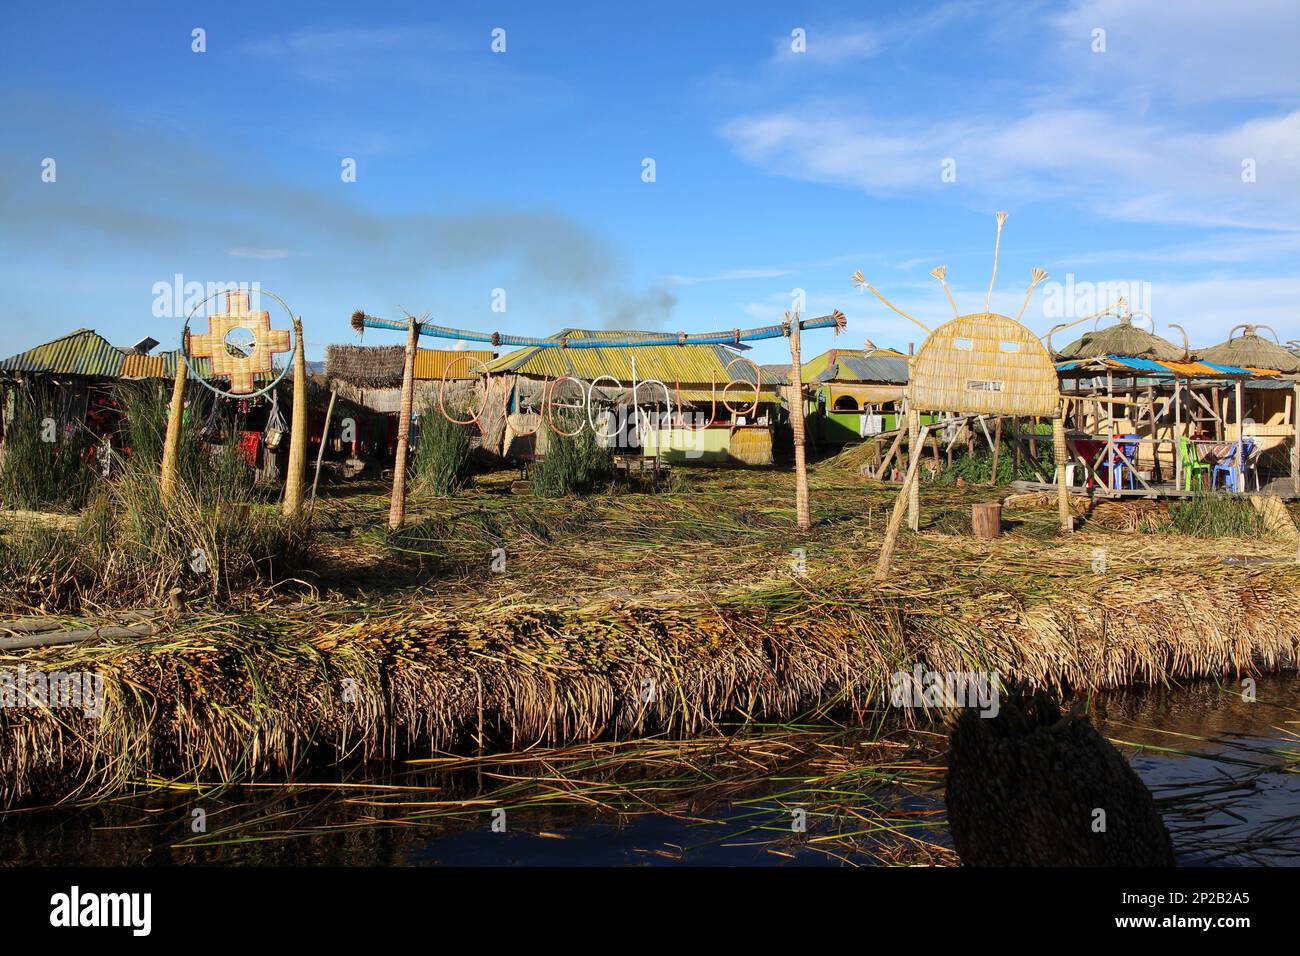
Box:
[1093,674,1300,866]
[2,675,1297,867]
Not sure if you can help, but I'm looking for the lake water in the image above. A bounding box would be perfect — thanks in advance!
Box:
[3,674,1297,866]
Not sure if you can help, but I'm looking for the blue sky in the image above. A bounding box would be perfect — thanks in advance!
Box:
[2,0,1298,366]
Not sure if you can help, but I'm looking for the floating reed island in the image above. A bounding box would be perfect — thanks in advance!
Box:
[3,468,1300,807]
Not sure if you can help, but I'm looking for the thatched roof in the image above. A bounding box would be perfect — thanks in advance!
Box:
[1197,326,1300,374]
[326,345,494,389]
[1055,317,1185,362]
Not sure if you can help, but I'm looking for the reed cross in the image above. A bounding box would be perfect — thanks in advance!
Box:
[188,291,292,395]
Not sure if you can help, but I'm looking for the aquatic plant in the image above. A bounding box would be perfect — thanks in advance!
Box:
[530,417,613,497]
[0,390,95,512]
[412,406,474,497]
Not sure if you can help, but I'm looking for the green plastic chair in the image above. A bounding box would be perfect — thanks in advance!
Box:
[1178,436,1210,491]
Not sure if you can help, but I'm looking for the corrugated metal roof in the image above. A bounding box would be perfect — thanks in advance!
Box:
[817,353,910,384]
[414,349,495,380]
[484,329,777,389]
[120,350,223,380]
[1055,354,1256,377]
[798,348,909,384]
[0,328,126,377]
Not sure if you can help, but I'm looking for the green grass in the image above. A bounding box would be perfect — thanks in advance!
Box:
[412,408,474,497]
[531,417,614,497]
[1162,492,1264,538]
[0,389,96,512]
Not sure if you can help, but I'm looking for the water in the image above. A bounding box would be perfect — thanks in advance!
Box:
[3,675,1297,866]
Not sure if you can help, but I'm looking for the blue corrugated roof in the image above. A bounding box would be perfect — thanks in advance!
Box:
[1057,354,1253,377]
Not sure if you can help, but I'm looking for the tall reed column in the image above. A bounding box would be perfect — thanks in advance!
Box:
[1053,411,1070,533]
[787,312,810,530]
[160,346,189,502]
[388,318,421,530]
[283,318,308,517]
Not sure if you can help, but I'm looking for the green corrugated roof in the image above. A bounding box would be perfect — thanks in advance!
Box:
[483,328,777,389]
[0,328,126,377]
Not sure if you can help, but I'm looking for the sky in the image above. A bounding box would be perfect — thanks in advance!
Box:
[1,0,1298,367]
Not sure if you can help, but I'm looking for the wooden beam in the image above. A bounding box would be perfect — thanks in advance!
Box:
[875,423,932,581]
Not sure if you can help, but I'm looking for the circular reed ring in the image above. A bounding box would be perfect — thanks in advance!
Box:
[721,356,762,417]
[179,288,298,400]
[439,356,491,426]
[586,375,624,441]
[545,375,588,437]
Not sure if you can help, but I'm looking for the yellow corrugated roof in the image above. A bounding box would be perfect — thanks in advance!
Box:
[413,349,494,380]
[483,329,774,388]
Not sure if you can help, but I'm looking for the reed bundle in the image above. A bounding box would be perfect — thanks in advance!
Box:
[4,540,1298,806]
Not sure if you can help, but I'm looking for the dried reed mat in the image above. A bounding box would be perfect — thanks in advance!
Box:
[1002,491,1093,517]
[4,552,1300,806]
[729,427,774,466]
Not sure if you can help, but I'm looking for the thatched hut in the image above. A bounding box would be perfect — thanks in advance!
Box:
[479,329,782,465]
[1197,325,1300,374]
[324,345,495,415]
[1054,315,1185,362]
[800,346,910,444]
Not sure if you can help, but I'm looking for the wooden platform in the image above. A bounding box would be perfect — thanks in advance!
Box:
[1009,479,1300,500]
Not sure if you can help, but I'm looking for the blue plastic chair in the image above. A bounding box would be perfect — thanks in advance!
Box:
[1108,434,1140,489]
[1212,439,1256,491]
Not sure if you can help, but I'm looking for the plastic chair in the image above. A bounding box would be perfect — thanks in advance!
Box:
[1108,434,1140,489]
[1212,439,1256,491]
[1178,435,1210,491]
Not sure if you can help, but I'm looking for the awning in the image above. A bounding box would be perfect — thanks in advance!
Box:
[1056,354,1260,378]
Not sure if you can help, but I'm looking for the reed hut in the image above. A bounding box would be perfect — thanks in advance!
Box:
[323,344,495,466]
[801,346,910,445]
[1056,319,1293,492]
[1197,326,1300,490]
[479,329,782,465]
[325,345,494,414]
[1054,314,1186,362]
[1197,325,1299,374]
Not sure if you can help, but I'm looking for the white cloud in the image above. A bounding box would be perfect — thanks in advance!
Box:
[1051,0,1300,103]
[721,106,1300,229]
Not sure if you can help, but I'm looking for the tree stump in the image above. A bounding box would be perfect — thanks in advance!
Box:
[972,503,1002,539]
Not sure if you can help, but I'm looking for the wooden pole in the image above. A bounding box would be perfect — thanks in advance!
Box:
[1234,379,1245,492]
[907,407,920,530]
[310,388,338,505]
[1174,377,1183,490]
[788,312,810,530]
[159,347,189,502]
[388,319,421,530]
[282,317,308,518]
[1292,381,1299,494]
[1014,416,1022,472]
[875,424,930,581]
[1053,412,1070,532]
[989,416,1002,485]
